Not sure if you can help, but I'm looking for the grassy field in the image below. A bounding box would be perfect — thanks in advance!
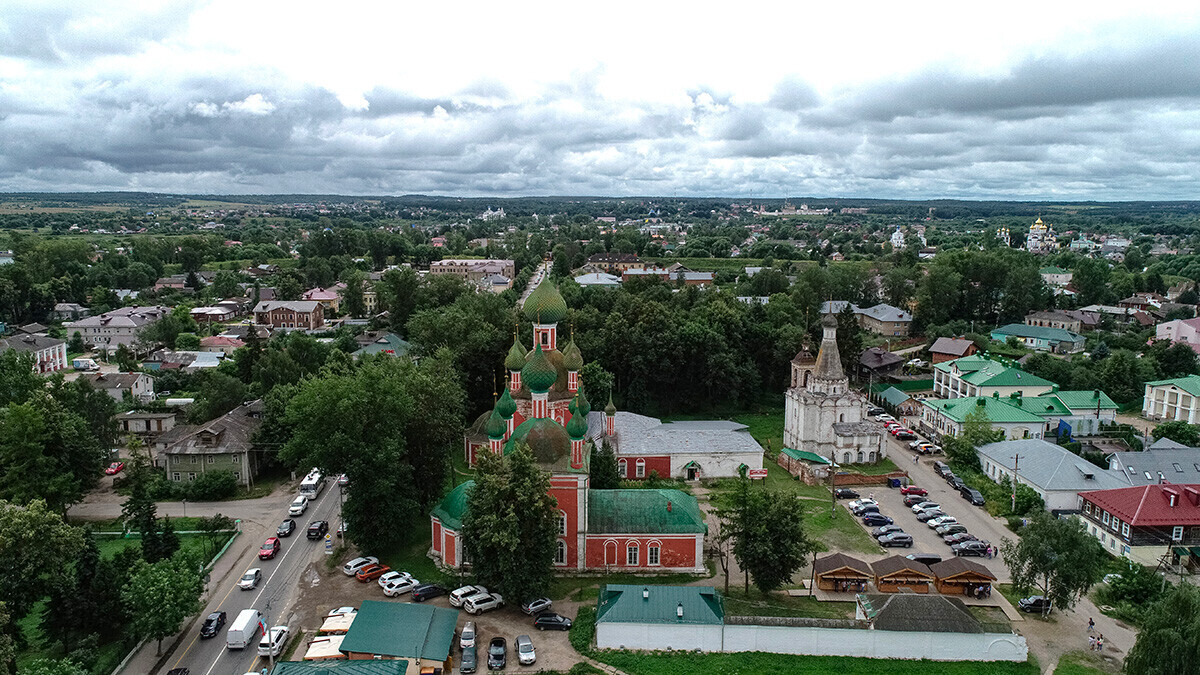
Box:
[802,501,880,555]
[1054,650,1118,675]
[847,457,901,476]
[721,589,855,619]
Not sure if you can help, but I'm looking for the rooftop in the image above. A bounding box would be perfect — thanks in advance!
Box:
[976,439,1129,492]
[337,600,457,662]
[1145,374,1200,397]
[1079,484,1200,527]
[596,584,723,626]
[587,489,707,534]
[929,337,976,357]
[1109,447,1200,486]
[992,323,1085,343]
[861,593,982,634]
[595,411,763,457]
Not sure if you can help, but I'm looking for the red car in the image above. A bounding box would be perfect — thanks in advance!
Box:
[900,486,928,496]
[259,537,281,560]
[104,461,125,475]
[356,563,391,582]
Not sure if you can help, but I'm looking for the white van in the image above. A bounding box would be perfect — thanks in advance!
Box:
[226,609,261,650]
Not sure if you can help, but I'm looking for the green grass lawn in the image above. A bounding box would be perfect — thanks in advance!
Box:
[802,501,880,555]
[1054,650,1118,675]
[721,589,855,619]
[847,457,901,476]
[593,650,1040,675]
[93,532,229,562]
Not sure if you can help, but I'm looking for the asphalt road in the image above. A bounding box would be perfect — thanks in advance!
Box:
[165,481,344,675]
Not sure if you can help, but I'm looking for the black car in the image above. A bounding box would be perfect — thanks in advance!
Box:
[307,520,329,540]
[834,488,859,499]
[460,644,478,674]
[850,503,880,516]
[903,494,932,507]
[411,583,448,602]
[952,540,989,557]
[166,670,190,675]
[878,532,914,548]
[916,509,946,522]
[896,431,917,441]
[867,406,886,416]
[948,476,966,492]
[277,519,296,537]
[871,524,903,538]
[487,637,506,670]
[961,487,986,506]
[1018,596,1052,614]
[533,612,573,631]
[199,611,226,639]
[861,513,893,526]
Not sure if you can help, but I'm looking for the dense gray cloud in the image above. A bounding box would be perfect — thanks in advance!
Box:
[0,7,1199,198]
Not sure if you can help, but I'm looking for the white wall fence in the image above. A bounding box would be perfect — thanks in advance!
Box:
[597,616,1028,663]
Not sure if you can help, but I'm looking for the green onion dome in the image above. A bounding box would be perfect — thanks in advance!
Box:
[566,406,589,439]
[576,383,591,417]
[562,339,583,371]
[496,387,517,419]
[568,397,578,416]
[521,343,558,393]
[486,408,507,440]
[505,335,527,371]
[505,417,571,465]
[605,392,617,416]
[522,281,568,325]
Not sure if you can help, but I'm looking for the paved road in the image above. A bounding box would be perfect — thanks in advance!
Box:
[163,481,345,675]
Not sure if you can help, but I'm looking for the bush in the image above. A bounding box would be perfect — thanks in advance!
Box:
[1006,516,1027,533]
[185,471,239,501]
[569,605,596,655]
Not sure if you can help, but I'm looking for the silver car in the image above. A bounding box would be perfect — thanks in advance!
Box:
[516,634,536,666]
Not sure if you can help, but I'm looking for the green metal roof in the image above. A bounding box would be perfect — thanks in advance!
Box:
[921,397,1045,424]
[523,280,569,324]
[588,489,707,534]
[1053,390,1118,411]
[272,663,408,675]
[521,343,558,393]
[990,323,1084,343]
[935,354,1054,389]
[596,584,724,626]
[1145,375,1200,397]
[338,600,457,662]
[1040,266,1069,275]
[878,386,912,406]
[431,480,473,531]
[781,447,832,464]
[933,353,994,375]
[1008,394,1071,417]
[352,333,411,357]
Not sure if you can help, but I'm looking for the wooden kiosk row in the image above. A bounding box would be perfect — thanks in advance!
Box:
[814,553,995,596]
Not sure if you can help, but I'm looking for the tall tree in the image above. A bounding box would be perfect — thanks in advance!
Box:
[1001,511,1107,616]
[589,440,621,490]
[1152,420,1200,447]
[339,270,367,318]
[720,478,817,594]
[0,351,41,407]
[462,445,558,604]
[0,500,84,623]
[122,553,204,655]
[1123,583,1200,675]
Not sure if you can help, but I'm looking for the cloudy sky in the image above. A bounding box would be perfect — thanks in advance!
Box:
[2,1,1199,199]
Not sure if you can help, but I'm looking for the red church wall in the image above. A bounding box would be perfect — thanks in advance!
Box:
[549,477,582,568]
[616,456,672,480]
[444,531,458,567]
[583,534,702,571]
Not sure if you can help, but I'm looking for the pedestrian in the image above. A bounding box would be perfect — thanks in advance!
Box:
[1088,636,1096,651]
[1097,635,1104,652]
[869,492,875,501]
[1088,617,1095,633]
[913,454,920,464]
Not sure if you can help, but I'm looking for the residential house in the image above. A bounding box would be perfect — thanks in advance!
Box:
[115,411,177,441]
[1077,483,1200,567]
[52,303,91,321]
[574,272,622,287]
[302,286,343,314]
[818,301,912,336]
[921,396,1049,441]
[990,324,1085,354]
[1119,293,1165,311]
[143,349,224,372]
[933,354,1054,399]
[479,273,511,293]
[877,386,923,417]
[1039,266,1073,288]
[921,389,1117,441]
[859,347,905,379]
[1155,317,1200,354]
[428,259,515,283]
[156,400,263,487]
[0,333,68,374]
[1167,282,1195,302]
[189,305,237,324]
[1024,311,1082,334]
[337,600,456,671]
[78,372,155,402]
[199,335,245,355]
[586,252,644,273]
[595,584,724,651]
[351,332,411,359]
[65,306,169,356]
[1108,443,1200,487]
[1062,309,1101,331]
[928,337,978,364]
[976,439,1129,512]
[1143,375,1200,422]
[0,250,13,265]
[622,268,715,286]
[253,300,324,329]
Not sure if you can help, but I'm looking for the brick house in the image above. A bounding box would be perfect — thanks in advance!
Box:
[155,400,263,487]
[253,300,323,329]
[1077,483,1200,568]
[0,334,68,374]
[65,306,169,355]
[586,252,645,273]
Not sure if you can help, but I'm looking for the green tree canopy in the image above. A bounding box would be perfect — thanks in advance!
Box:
[1123,583,1200,675]
[122,552,204,655]
[0,500,84,622]
[1000,511,1107,616]
[1152,420,1200,447]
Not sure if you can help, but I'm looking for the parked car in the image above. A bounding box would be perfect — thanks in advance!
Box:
[943,532,978,545]
[257,625,290,657]
[878,532,914,548]
[487,637,507,670]
[904,494,933,507]
[833,488,859,499]
[356,563,391,582]
[238,568,262,590]
[871,524,904,538]
[927,516,958,529]
[952,541,989,557]
[341,556,379,576]
[377,571,409,587]
[521,598,552,615]
[199,611,226,638]
[464,592,505,614]
[851,503,881,516]
[326,607,356,617]
[948,476,966,491]
[337,474,350,486]
[460,621,477,649]
[896,431,917,441]
[906,553,943,566]
[862,513,894,526]
[515,635,536,666]
[960,487,986,506]
[534,612,573,631]
[258,537,280,560]
[876,413,895,422]
[460,644,478,674]
[916,509,946,523]
[899,485,927,496]
[276,519,296,537]
[306,520,329,540]
[450,585,489,608]
[933,461,952,477]
[867,406,885,416]
[411,583,448,602]
[104,461,125,475]
[336,521,347,538]
[288,495,308,516]
[1018,596,1052,614]
[912,501,940,514]
[936,523,968,536]
[847,498,877,511]
[166,670,189,675]
[942,471,958,484]
[382,576,419,597]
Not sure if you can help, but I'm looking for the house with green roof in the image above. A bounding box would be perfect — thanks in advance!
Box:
[920,396,1049,441]
[991,323,1086,354]
[877,386,921,416]
[933,354,1055,400]
[272,663,408,675]
[337,600,457,671]
[595,584,725,650]
[1144,374,1200,423]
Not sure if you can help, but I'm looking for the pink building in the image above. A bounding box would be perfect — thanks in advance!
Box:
[1156,317,1200,354]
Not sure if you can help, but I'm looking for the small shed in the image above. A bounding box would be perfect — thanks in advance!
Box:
[302,634,348,661]
[813,553,873,593]
[930,558,998,597]
[871,555,934,594]
[878,386,922,416]
[778,446,833,482]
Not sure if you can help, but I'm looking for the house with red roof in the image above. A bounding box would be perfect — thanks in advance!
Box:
[1077,483,1200,568]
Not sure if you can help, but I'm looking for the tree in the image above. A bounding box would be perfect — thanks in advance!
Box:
[211,270,242,299]
[0,602,15,675]
[378,267,419,334]
[187,371,247,424]
[67,332,84,354]
[196,514,235,560]
[41,531,103,654]
[0,500,84,622]
[113,344,137,372]
[1123,583,1200,675]
[0,396,104,512]
[1001,511,1107,616]
[462,445,558,604]
[174,332,200,350]
[122,553,204,655]
[340,270,367,318]
[834,304,863,378]
[0,351,40,407]
[18,659,88,675]
[1152,420,1200,447]
[719,478,817,594]
[589,441,621,490]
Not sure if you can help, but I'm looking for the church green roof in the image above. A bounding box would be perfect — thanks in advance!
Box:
[505,335,527,371]
[504,417,588,473]
[605,392,617,416]
[521,343,558,393]
[486,408,506,439]
[496,386,517,418]
[566,408,588,439]
[431,480,473,531]
[576,383,591,417]
[562,339,583,371]
[587,489,707,534]
[523,281,568,324]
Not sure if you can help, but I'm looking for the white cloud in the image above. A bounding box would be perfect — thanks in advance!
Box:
[224,93,275,116]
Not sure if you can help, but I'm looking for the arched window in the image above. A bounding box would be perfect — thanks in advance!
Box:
[618,459,627,478]
[647,540,661,566]
[636,458,646,478]
[626,542,639,566]
[857,451,864,462]
[839,413,845,423]
[554,540,567,566]
[843,452,852,463]
[558,511,568,535]
[868,451,877,462]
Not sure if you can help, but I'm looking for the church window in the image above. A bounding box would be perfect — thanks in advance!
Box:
[856,451,864,462]
[839,414,845,423]
[626,543,639,565]
[559,511,568,535]
[618,459,627,478]
[648,544,660,566]
[636,459,646,478]
[868,451,876,462]
[555,540,567,565]
[843,452,851,463]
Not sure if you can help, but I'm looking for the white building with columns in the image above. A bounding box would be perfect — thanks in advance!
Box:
[1143,375,1200,423]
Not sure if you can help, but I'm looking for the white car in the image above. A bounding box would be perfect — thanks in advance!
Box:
[450,584,489,608]
[912,502,941,514]
[377,571,412,588]
[382,576,420,597]
[928,516,958,529]
[848,499,877,512]
[326,606,356,617]
[463,592,504,615]
[257,625,290,657]
[876,413,895,422]
[460,621,476,649]
[237,568,261,590]
[288,495,309,516]
[341,556,380,576]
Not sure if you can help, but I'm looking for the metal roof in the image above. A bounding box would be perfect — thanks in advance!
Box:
[862,594,982,634]
[587,489,707,534]
[929,337,975,357]
[1053,390,1118,411]
[976,439,1129,492]
[878,386,913,407]
[1079,484,1200,527]
[337,600,457,662]
[922,397,1045,424]
[781,447,832,464]
[601,411,762,456]
[273,661,407,674]
[431,480,473,531]
[1108,448,1200,486]
[1145,375,1200,397]
[991,323,1085,343]
[596,584,723,626]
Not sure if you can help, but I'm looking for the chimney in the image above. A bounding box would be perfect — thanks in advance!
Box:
[667,501,673,513]
[642,587,649,600]
[1164,488,1178,508]
[676,602,684,619]
[1184,487,1200,506]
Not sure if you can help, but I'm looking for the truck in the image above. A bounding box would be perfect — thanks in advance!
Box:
[72,358,99,371]
[226,609,262,650]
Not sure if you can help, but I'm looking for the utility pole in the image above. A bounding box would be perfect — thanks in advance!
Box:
[830,450,837,518]
[1011,453,1021,513]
